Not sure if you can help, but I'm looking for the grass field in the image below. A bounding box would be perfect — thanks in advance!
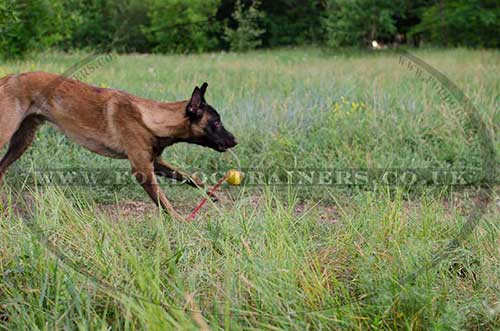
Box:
[0,48,499,330]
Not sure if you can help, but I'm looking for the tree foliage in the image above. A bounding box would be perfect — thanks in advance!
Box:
[145,0,221,53]
[260,0,325,47]
[323,0,404,48]
[62,0,152,52]
[0,0,70,58]
[411,0,500,48]
[224,0,265,52]
[0,0,497,59]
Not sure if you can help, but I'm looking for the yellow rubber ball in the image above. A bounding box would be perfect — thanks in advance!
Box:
[226,169,243,186]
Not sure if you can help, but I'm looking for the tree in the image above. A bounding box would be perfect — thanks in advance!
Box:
[260,0,325,47]
[0,0,70,58]
[411,0,500,48]
[224,0,265,52]
[145,0,221,53]
[394,0,435,47]
[63,0,153,53]
[323,0,404,47]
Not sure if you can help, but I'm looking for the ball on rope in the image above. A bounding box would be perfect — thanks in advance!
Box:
[226,169,243,185]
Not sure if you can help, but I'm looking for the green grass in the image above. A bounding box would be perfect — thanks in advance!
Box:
[0,48,499,330]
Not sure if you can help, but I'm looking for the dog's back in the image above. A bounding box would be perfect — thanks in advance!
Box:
[0,72,137,158]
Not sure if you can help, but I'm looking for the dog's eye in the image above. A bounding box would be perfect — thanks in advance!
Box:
[213,121,221,129]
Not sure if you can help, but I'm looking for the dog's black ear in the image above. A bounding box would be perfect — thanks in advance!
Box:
[200,82,208,96]
[186,86,204,119]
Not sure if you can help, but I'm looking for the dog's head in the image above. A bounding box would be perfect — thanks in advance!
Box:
[185,83,237,152]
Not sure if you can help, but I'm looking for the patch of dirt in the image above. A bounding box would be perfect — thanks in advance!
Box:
[94,193,227,221]
[96,200,157,220]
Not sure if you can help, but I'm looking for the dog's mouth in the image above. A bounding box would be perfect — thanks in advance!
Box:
[216,141,237,152]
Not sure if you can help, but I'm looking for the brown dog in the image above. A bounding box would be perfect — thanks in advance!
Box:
[0,72,237,220]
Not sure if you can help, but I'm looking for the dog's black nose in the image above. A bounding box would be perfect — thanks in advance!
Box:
[229,138,238,148]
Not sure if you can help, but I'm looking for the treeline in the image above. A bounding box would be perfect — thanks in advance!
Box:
[0,0,498,58]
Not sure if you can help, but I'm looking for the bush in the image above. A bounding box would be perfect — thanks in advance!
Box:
[323,0,403,48]
[62,0,152,53]
[145,0,221,53]
[0,0,498,59]
[410,0,500,48]
[0,0,70,59]
[259,0,324,47]
[224,0,265,52]
[0,0,23,58]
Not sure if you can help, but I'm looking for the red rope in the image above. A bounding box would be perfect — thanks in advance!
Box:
[187,174,228,221]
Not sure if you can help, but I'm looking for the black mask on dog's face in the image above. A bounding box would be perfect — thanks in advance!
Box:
[185,83,238,152]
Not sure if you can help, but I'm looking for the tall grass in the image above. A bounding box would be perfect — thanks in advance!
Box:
[1,186,498,330]
[0,48,499,330]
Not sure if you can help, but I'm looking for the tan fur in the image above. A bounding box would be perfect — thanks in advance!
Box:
[0,72,212,221]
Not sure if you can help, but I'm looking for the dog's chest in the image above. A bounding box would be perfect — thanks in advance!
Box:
[153,137,177,156]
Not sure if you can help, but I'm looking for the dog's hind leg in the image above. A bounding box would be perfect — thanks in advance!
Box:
[0,114,21,151]
[0,115,44,184]
[0,104,23,184]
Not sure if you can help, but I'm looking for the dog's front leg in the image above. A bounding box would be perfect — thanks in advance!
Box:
[129,156,184,221]
[154,158,219,202]
[154,158,205,188]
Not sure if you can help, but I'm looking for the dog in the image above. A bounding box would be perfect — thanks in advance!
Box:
[0,72,237,220]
